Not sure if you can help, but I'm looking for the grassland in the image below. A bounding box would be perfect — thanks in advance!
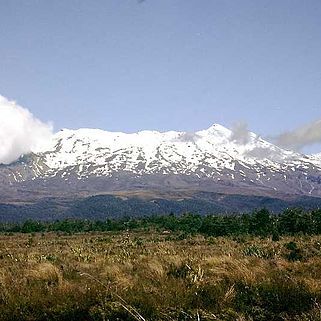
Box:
[1,230,321,320]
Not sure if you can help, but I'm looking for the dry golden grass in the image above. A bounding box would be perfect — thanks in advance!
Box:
[0,231,321,320]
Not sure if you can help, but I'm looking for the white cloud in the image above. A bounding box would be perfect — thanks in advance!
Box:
[230,121,251,144]
[274,119,321,151]
[0,95,53,164]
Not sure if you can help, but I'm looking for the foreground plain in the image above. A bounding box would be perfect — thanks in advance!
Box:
[1,231,321,320]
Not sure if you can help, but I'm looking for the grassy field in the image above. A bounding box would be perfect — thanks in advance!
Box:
[1,230,321,320]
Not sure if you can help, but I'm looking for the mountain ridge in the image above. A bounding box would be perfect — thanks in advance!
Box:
[1,123,321,220]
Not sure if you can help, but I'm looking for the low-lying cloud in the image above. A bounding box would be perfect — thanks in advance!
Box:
[177,132,201,143]
[0,95,53,164]
[274,119,321,151]
[229,118,321,153]
[230,121,251,144]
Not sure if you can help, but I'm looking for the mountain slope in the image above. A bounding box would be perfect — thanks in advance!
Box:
[0,124,321,219]
[37,124,306,178]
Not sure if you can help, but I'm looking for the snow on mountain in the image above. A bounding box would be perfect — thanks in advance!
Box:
[2,123,321,198]
[310,152,321,164]
[36,124,305,177]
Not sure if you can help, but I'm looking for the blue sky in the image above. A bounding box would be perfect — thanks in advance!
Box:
[0,0,321,152]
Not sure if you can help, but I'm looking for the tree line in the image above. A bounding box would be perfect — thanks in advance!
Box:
[1,208,321,237]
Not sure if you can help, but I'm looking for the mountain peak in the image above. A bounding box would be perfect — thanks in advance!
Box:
[201,123,231,134]
[1,122,321,199]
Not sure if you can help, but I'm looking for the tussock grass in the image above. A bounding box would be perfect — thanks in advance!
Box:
[0,231,321,320]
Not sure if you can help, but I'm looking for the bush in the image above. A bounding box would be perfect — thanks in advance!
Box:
[234,277,314,320]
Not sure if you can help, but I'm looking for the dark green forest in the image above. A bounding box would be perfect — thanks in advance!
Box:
[3,208,321,238]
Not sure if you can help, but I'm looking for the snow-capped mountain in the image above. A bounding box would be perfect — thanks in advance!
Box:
[1,124,321,199]
[40,124,301,177]
[309,152,321,164]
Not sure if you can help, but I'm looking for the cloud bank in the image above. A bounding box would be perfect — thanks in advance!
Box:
[0,95,53,164]
[230,121,251,144]
[229,118,321,153]
[274,119,321,151]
